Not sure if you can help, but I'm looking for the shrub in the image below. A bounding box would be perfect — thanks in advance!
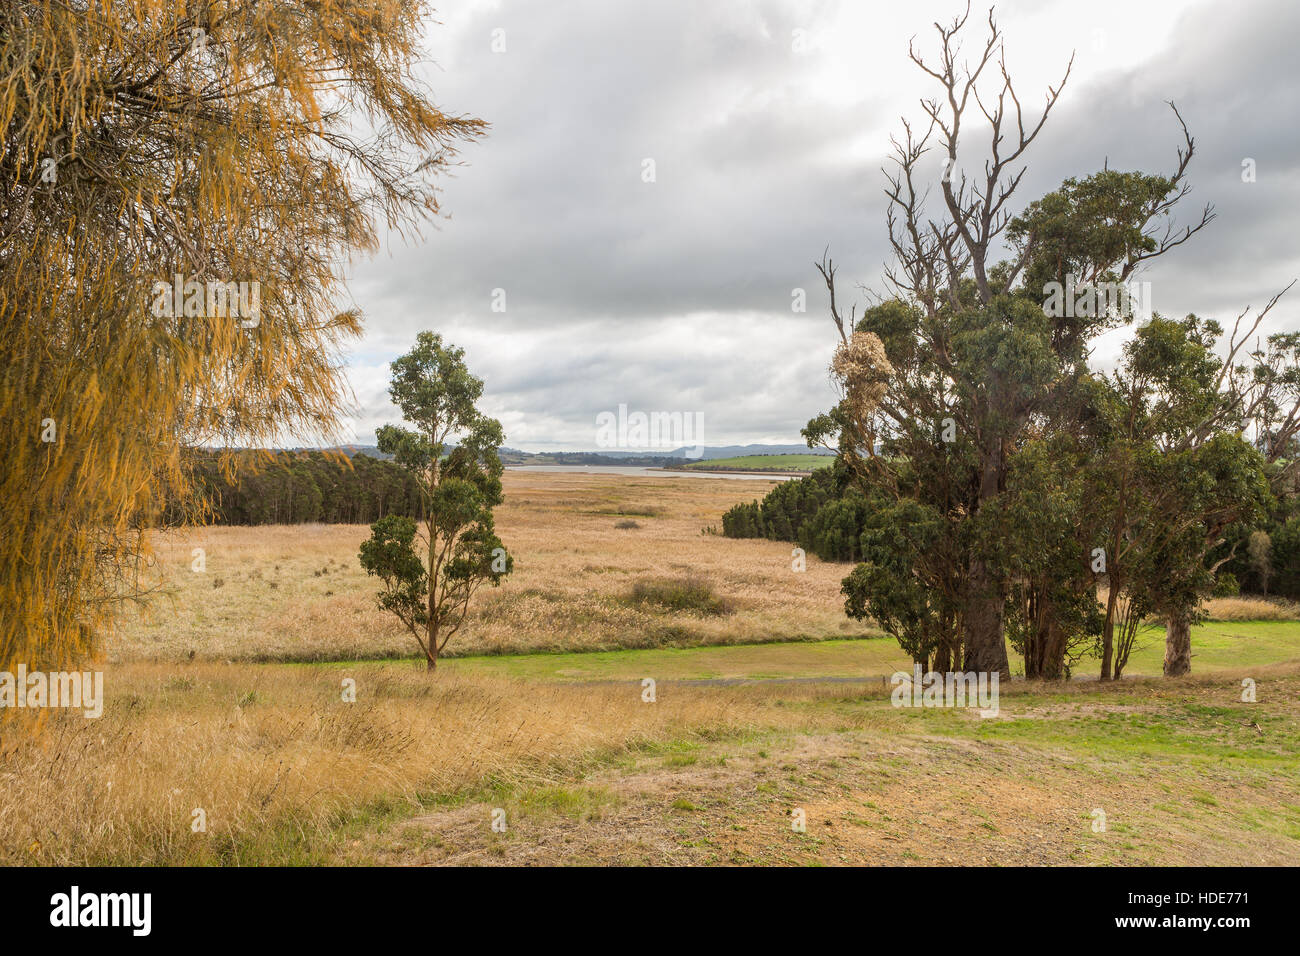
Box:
[627,576,733,615]
[1212,572,1240,597]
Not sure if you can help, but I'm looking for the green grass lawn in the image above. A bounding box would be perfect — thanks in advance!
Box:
[295,620,1300,683]
[429,619,1300,682]
[1122,620,1300,675]
[441,636,911,681]
[680,454,831,472]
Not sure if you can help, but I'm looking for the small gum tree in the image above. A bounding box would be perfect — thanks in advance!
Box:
[359,332,512,670]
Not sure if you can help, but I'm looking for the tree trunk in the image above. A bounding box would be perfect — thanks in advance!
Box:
[932,609,958,674]
[1099,580,1118,681]
[426,471,438,671]
[426,617,439,671]
[963,558,1009,679]
[1021,589,1043,680]
[963,440,1010,680]
[1042,618,1067,681]
[1163,615,1191,677]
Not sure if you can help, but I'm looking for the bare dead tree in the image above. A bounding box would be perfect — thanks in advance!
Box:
[908,3,1072,303]
[1118,103,1216,281]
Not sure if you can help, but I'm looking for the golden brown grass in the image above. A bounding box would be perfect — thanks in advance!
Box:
[353,666,1300,866]
[1095,588,1299,624]
[1200,595,1300,621]
[113,472,870,663]
[0,659,816,866]
[6,656,1296,865]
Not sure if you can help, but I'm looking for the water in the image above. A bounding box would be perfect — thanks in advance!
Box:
[504,464,797,481]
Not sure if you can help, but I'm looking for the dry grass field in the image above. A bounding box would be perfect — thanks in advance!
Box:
[356,668,1300,867]
[6,658,1297,866]
[5,658,1294,868]
[5,471,1298,866]
[0,661,806,865]
[114,472,870,663]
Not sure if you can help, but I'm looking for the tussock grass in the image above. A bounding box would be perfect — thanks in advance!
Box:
[627,575,734,615]
[1096,589,1300,624]
[1201,596,1300,622]
[0,661,785,865]
[114,472,869,662]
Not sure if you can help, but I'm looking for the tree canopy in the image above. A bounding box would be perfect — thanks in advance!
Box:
[1,1,483,671]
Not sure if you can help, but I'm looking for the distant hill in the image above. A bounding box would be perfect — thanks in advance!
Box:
[294,443,830,465]
[309,444,531,461]
[595,444,832,460]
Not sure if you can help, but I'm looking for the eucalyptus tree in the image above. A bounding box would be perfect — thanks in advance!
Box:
[1097,314,1286,677]
[359,333,512,671]
[809,5,1212,679]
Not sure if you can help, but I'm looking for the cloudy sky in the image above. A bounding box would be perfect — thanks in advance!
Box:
[333,0,1300,452]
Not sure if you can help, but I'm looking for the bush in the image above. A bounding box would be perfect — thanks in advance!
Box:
[614,519,640,529]
[627,576,733,615]
[799,493,871,562]
[1213,571,1240,597]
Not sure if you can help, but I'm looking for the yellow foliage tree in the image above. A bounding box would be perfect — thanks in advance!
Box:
[0,1,484,673]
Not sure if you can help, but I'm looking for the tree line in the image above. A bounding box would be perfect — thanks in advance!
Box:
[181,452,425,526]
[725,465,1300,596]
[721,465,870,562]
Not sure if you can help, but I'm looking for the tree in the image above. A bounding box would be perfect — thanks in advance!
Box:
[1247,531,1273,597]
[807,6,1211,680]
[359,333,512,670]
[843,495,962,672]
[1,2,483,673]
[1002,438,1102,679]
[1093,312,1288,677]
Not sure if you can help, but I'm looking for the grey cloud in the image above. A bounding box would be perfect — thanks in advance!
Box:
[340,0,1299,450]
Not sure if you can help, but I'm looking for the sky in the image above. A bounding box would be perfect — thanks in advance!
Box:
[331,0,1300,452]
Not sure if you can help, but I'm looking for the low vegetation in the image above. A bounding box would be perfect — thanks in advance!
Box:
[115,473,868,663]
[0,663,779,865]
[679,454,831,473]
[627,576,734,616]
